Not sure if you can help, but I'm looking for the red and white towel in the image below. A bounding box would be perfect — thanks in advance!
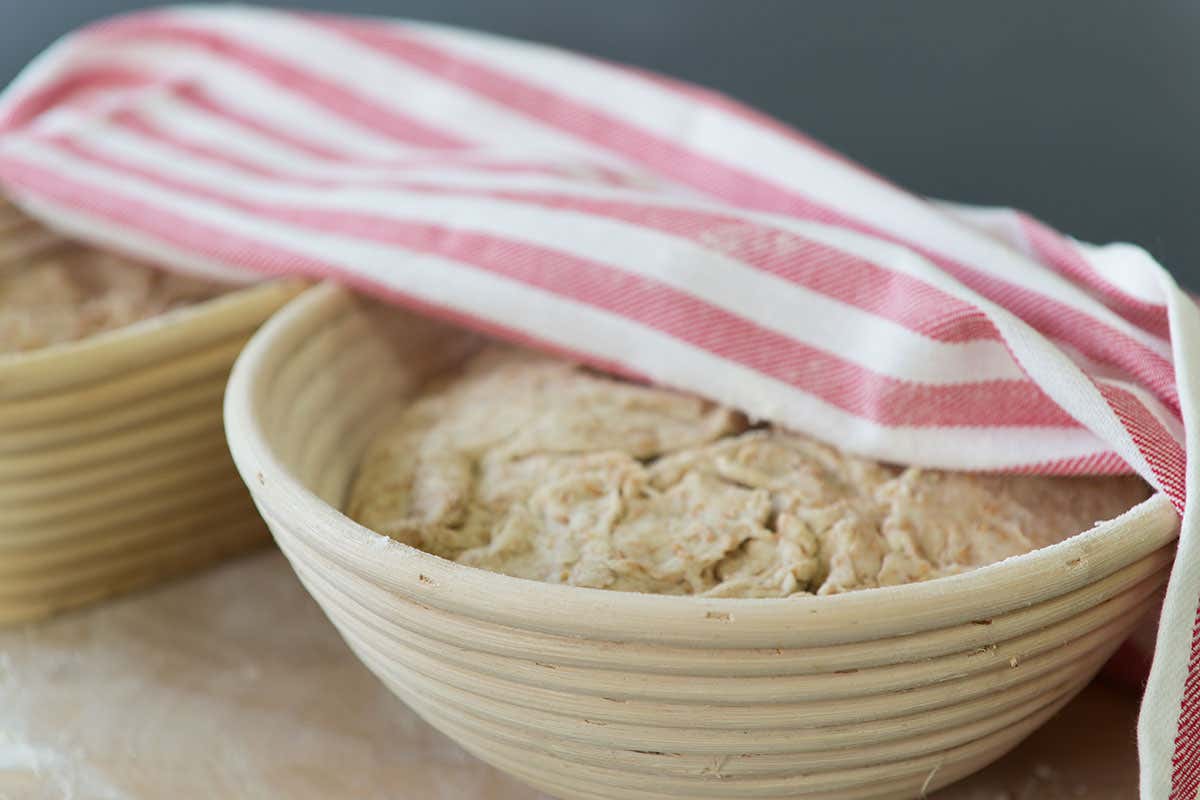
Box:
[0,6,1195,795]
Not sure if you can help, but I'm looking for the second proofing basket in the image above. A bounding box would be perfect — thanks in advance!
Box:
[0,206,304,623]
[225,283,1179,799]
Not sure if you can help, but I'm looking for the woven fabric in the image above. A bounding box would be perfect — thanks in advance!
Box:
[0,7,1195,795]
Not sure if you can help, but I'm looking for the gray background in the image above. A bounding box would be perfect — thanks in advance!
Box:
[2,1,1196,285]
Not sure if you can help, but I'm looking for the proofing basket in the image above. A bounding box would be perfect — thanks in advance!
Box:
[0,206,303,623]
[226,283,1178,799]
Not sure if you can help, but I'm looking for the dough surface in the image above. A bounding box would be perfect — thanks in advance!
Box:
[0,206,226,354]
[347,346,1150,597]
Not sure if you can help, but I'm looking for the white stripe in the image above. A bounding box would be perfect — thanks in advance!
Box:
[803,253,1159,484]
[1095,377,1186,445]
[407,20,1174,356]
[1,137,1112,469]
[30,43,413,157]
[167,7,646,175]
[1140,277,1200,799]
[867,202,1171,312]
[932,203,1030,254]
[5,190,255,284]
[1003,320,1156,484]
[42,122,1033,387]
[724,206,1162,483]
[128,92,646,187]
[736,213,1177,453]
[106,100,1179,425]
[1075,240,1170,306]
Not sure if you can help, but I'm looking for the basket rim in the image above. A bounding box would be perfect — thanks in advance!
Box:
[224,282,1180,645]
[0,278,297,369]
[0,279,307,400]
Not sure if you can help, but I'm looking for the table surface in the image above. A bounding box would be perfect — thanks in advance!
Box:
[0,550,1141,800]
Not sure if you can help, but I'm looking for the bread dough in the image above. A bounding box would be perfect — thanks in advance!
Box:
[0,209,226,353]
[347,346,1150,597]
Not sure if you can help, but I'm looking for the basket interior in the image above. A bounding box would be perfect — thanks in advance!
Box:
[255,294,481,510]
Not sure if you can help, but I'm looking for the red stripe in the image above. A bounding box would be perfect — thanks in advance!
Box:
[0,139,1084,431]
[172,81,638,186]
[110,104,636,187]
[1173,604,1200,798]
[1,62,640,187]
[95,111,1182,441]
[96,106,1007,349]
[1004,450,1132,476]
[77,112,1180,431]
[1095,382,1186,514]
[165,66,642,187]
[1018,213,1171,342]
[110,109,331,181]
[170,82,355,161]
[392,184,1006,346]
[86,17,470,150]
[0,67,152,132]
[314,16,1180,415]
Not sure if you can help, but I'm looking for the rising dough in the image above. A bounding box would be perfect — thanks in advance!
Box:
[0,236,225,354]
[347,346,1150,597]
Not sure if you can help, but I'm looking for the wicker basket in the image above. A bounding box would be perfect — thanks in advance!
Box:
[225,283,1178,799]
[0,208,303,624]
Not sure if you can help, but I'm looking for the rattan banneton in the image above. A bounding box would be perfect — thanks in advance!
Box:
[226,283,1177,799]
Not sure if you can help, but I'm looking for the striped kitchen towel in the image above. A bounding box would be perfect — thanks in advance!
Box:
[0,6,1194,795]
